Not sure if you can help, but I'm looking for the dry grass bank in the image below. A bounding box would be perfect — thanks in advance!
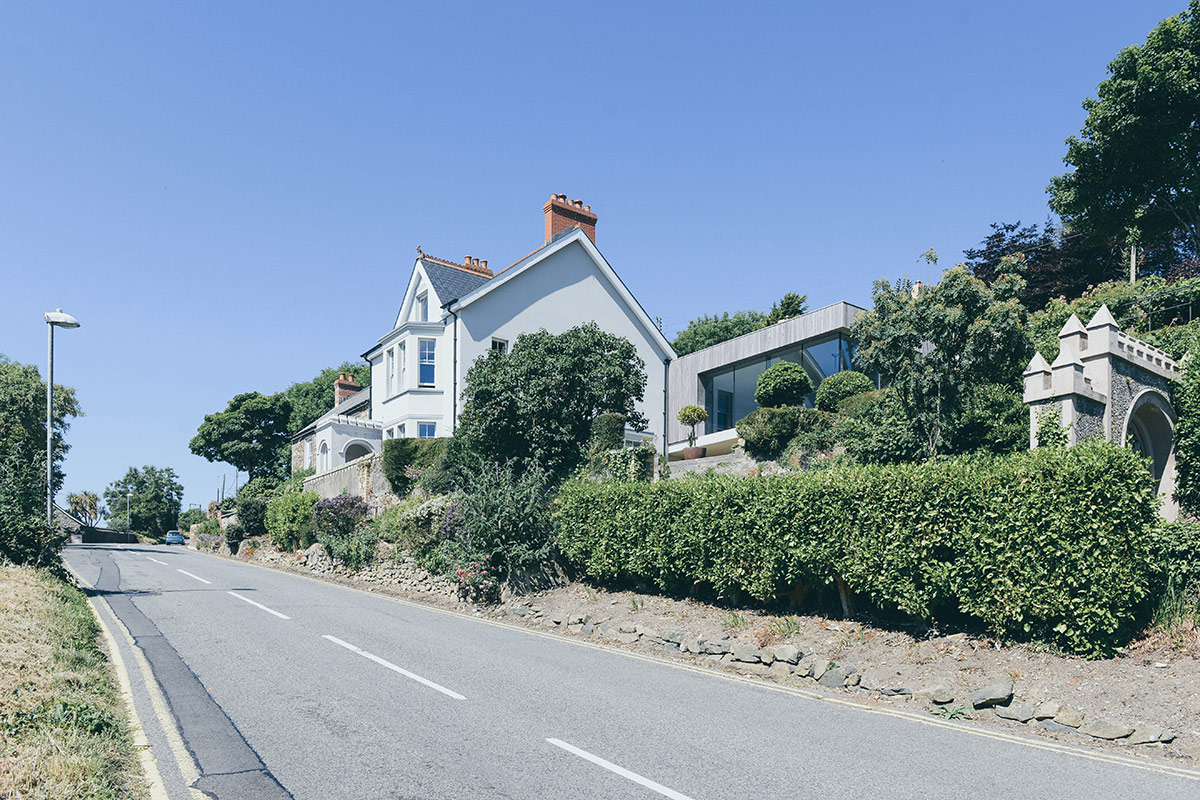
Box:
[0,565,145,799]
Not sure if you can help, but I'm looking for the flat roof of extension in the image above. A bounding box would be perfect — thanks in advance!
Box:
[672,300,867,374]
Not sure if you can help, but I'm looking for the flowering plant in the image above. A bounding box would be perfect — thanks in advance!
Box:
[454,556,500,604]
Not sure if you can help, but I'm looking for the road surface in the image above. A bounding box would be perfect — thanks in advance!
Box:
[62,543,1200,800]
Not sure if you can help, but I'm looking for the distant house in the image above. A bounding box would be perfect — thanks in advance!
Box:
[290,373,380,475]
[301,194,676,482]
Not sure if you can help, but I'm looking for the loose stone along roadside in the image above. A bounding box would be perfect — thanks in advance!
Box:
[210,538,1200,766]
[525,603,1192,762]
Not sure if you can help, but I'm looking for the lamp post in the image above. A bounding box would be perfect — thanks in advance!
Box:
[44,309,80,523]
[126,493,133,531]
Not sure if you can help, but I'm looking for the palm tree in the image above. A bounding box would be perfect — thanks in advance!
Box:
[66,491,103,526]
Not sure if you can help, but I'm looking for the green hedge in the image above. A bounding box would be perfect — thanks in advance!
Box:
[264,491,318,551]
[381,438,449,497]
[555,440,1158,657]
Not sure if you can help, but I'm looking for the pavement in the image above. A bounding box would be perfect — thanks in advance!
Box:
[62,543,1200,800]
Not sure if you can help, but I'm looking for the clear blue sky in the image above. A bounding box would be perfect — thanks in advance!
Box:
[1,1,1184,513]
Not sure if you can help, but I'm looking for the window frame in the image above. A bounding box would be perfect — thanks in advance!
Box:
[418,422,437,439]
[418,339,436,387]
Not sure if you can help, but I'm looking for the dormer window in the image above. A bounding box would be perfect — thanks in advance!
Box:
[417,293,429,322]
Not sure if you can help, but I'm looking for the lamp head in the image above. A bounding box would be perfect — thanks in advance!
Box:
[44,309,80,328]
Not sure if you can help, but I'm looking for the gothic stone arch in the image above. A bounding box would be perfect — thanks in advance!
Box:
[1023,304,1180,520]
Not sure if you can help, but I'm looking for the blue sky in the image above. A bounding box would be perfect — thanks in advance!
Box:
[1,1,1185,513]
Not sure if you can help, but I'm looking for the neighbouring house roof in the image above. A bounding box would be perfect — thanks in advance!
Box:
[418,257,492,306]
[290,385,372,442]
[446,228,676,359]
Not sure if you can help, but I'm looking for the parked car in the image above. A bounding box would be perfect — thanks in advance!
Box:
[165,530,185,545]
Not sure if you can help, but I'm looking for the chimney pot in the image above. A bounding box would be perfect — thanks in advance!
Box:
[480,260,487,270]
[464,255,471,266]
[543,192,598,244]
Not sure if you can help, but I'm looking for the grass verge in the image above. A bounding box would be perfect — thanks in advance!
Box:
[1,565,147,799]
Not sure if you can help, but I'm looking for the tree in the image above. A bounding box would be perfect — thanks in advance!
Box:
[672,310,766,356]
[962,220,1125,310]
[757,292,809,328]
[103,466,184,539]
[66,491,103,526]
[852,265,1031,459]
[1049,2,1200,260]
[455,323,648,484]
[282,362,372,434]
[190,392,292,479]
[754,362,814,408]
[677,405,707,448]
[177,507,207,531]
[0,355,81,565]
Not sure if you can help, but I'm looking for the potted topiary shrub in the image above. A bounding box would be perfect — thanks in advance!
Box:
[677,404,709,459]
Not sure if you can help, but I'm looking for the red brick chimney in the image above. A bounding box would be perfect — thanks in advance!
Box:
[543,194,598,244]
[334,372,360,405]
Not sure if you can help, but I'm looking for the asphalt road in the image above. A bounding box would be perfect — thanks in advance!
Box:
[63,543,1200,800]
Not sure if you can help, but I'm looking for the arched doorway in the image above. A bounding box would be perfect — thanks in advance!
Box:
[1123,390,1177,521]
[344,442,372,462]
[319,442,329,472]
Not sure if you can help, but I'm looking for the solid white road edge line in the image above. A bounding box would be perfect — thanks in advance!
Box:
[321,635,465,700]
[176,569,211,585]
[546,738,697,800]
[226,591,290,620]
[146,556,168,565]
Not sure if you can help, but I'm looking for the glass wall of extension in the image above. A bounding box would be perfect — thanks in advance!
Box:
[700,333,857,434]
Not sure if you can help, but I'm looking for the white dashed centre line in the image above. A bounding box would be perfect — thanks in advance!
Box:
[546,738,697,800]
[322,635,465,700]
[227,591,290,620]
[176,569,211,585]
[145,556,168,565]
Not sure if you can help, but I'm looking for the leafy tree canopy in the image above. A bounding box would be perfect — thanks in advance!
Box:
[852,265,1031,458]
[672,310,766,356]
[672,292,810,356]
[0,355,81,565]
[759,292,809,328]
[103,465,184,539]
[963,220,1127,309]
[282,361,371,434]
[189,392,292,479]
[455,322,648,484]
[1049,1,1200,260]
[177,507,207,531]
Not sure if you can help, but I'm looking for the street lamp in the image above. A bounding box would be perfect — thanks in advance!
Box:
[126,493,133,531]
[44,309,80,523]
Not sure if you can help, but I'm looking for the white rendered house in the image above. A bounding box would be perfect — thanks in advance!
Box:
[358,194,675,458]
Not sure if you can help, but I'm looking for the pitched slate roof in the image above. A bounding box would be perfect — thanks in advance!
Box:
[419,258,491,306]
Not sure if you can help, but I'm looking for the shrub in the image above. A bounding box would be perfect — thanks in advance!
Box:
[555,440,1158,657]
[832,388,922,465]
[814,370,874,412]
[589,413,627,454]
[235,495,269,538]
[277,468,314,495]
[238,475,281,500]
[377,494,457,551]
[754,362,813,408]
[737,406,801,459]
[223,521,245,553]
[192,518,222,551]
[780,408,837,469]
[1148,521,1200,625]
[440,459,555,579]
[265,491,318,551]
[319,525,379,570]
[454,556,501,604]
[381,438,447,497]
[312,494,369,540]
[594,442,655,482]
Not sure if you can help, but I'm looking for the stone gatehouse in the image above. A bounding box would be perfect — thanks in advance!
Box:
[1023,304,1180,519]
